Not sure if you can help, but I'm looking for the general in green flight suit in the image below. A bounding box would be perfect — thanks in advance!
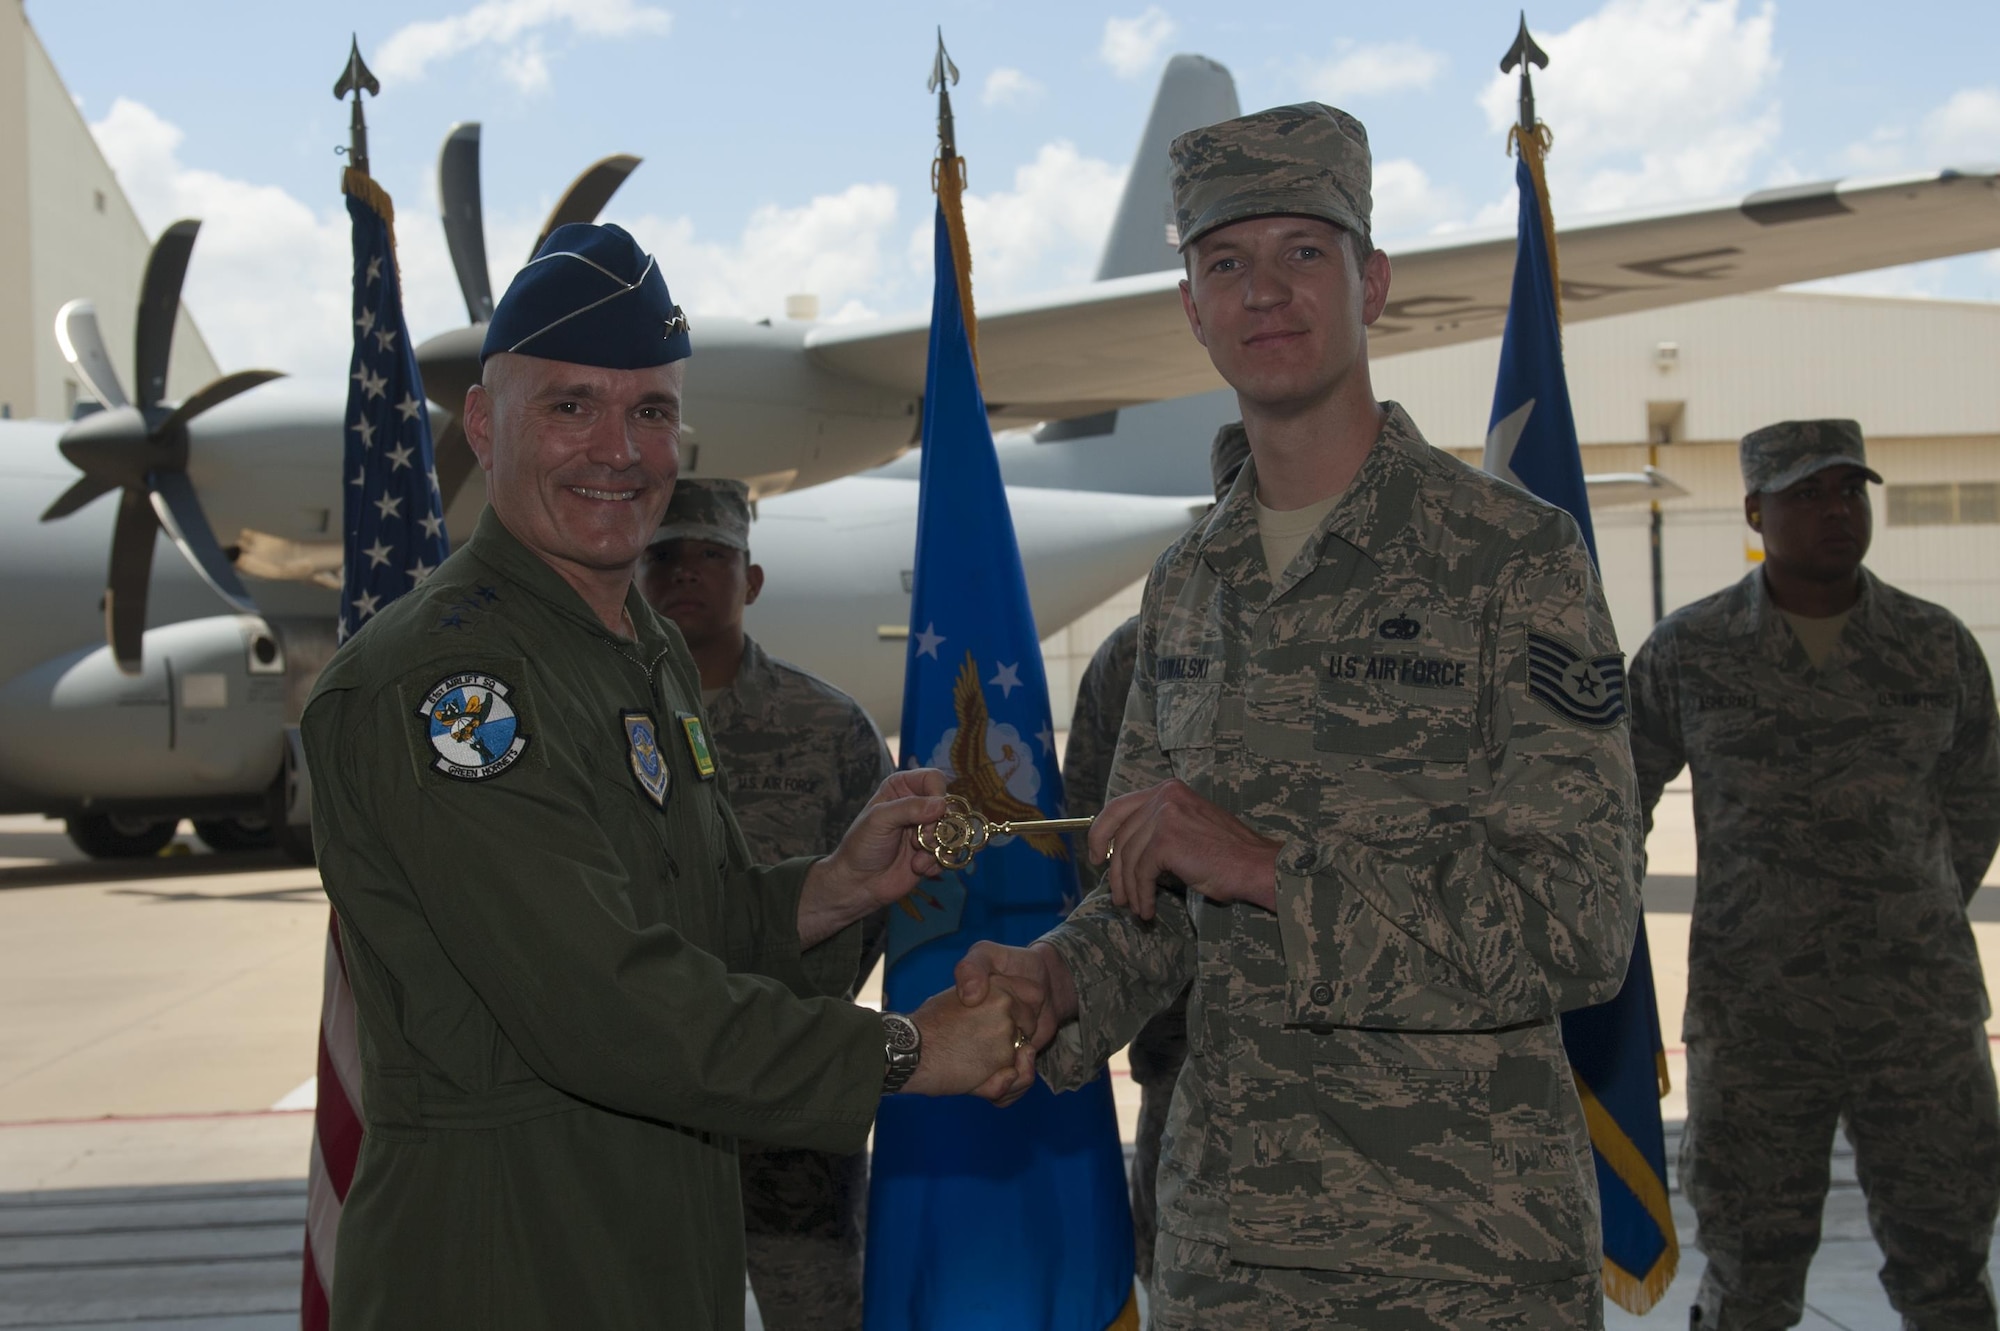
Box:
[304,223,1034,1330]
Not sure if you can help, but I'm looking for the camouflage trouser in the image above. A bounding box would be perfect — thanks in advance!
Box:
[1128,988,1190,1291]
[1151,1234,1602,1329]
[1682,1014,2000,1331]
[740,1145,867,1331]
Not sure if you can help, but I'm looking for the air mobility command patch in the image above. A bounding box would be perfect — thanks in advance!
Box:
[1526,632,1627,728]
[677,712,718,780]
[419,673,529,780]
[622,712,670,807]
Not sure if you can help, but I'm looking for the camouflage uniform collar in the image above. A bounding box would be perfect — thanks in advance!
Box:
[464,506,674,655]
[1738,563,1883,664]
[706,634,781,727]
[1196,401,1425,604]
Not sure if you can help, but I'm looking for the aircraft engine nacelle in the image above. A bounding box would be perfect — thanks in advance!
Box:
[0,615,288,802]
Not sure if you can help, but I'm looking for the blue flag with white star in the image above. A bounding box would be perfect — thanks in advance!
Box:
[1484,144,1678,1315]
[339,172,448,641]
[862,200,1134,1330]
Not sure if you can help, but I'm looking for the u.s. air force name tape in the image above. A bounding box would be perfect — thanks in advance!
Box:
[1526,633,1627,728]
[418,672,530,780]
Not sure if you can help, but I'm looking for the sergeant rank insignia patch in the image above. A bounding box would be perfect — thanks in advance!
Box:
[677,712,718,781]
[1526,632,1627,728]
[622,712,670,806]
[419,673,529,780]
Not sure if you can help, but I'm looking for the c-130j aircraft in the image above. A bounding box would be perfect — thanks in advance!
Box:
[0,53,1993,861]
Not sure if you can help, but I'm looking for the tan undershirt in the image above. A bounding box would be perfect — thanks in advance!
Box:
[700,685,725,710]
[1780,607,1852,667]
[1255,491,1344,581]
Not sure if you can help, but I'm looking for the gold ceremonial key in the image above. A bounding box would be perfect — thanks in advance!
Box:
[915,794,1094,870]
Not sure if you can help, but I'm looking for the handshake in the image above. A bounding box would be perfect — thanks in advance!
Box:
[892,942,1080,1105]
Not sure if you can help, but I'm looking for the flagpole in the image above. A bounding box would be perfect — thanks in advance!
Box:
[1492,13,1680,1314]
[927,29,978,371]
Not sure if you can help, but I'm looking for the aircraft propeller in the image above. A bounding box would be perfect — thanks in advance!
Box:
[40,219,284,675]
[422,124,643,511]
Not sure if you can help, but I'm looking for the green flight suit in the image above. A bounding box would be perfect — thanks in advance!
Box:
[304,509,886,1330]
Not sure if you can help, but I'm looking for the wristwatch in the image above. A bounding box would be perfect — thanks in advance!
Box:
[880,1011,922,1095]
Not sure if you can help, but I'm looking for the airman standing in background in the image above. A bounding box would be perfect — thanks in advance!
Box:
[1626,420,2000,1331]
[641,477,894,1331]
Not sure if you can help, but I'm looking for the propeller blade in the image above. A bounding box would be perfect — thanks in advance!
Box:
[149,469,255,613]
[105,488,159,675]
[161,368,285,435]
[53,300,130,411]
[439,122,494,324]
[531,153,643,259]
[40,474,117,522]
[135,219,201,414]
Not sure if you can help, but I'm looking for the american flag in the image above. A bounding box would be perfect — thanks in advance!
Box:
[336,173,448,640]
[302,167,449,1330]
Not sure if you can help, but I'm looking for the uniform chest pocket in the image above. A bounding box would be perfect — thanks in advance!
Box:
[1315,654,1475,764]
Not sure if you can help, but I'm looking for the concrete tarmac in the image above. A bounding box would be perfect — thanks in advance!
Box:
[1,784,1997,1329]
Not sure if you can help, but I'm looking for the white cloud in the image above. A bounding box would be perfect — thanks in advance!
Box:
[1371,158,1460,241]
[1924,88,2000,165]
[1303,41,1444,102]
[983,67,1044,109]
[909,142,1127,301]
[1841,85,2000,176]
[1100,8,1177,80]
[377,0,672,93]
[1476,0,1781,214]
[611,183,903,325]
[88,98,360,378]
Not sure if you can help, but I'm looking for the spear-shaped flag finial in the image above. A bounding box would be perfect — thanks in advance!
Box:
[333,35,381,178]
[929,28,960,159]
[1500,12,1550,137]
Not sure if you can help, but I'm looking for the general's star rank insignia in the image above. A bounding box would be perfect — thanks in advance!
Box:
[622,711,670,806]
[677,711,717,780]
[1525,632,1627,728]
[418,672,529,781]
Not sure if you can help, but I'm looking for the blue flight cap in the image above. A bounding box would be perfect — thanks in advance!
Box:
[479,222,691,367]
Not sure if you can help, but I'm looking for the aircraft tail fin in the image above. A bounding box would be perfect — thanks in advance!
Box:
[1095,54,1241,281]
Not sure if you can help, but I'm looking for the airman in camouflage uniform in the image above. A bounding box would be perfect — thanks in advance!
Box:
[1626,420,2000,1331]
[642,479,894,1331]
[1062,421,1250,1291]
[961,105,1642,1328]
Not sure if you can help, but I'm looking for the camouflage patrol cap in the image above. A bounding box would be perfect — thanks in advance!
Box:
[651,478,750,552]
[1740,419,1883,495]
[1170,103,1372,251]
[1210,421,1251,500]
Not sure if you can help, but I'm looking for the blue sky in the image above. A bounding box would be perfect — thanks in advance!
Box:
[26,0,2000,378]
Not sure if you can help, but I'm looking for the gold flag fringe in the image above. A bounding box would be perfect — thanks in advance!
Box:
[1506,120,1562,328]
[341,165,397,253]
[1574,1075,1680,1313]
[932,151,979,377]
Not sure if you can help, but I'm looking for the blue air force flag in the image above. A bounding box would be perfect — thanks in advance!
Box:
[862,202,1134,1330]
[339,172,448,642]
[1485,150,1678,1313]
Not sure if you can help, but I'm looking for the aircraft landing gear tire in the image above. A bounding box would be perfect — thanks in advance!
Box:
[67,813,179,860]
[193,816,276,854]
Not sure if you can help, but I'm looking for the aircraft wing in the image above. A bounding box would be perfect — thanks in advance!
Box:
[805,168,2000,425]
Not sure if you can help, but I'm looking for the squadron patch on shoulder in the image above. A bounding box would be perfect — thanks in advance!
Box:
[418,673,529,780]
[622,711,670,807]
[677,712,718,781]
[1526,633,1627,728]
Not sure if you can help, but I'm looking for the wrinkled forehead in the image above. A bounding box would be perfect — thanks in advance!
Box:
[488,352,684,410]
